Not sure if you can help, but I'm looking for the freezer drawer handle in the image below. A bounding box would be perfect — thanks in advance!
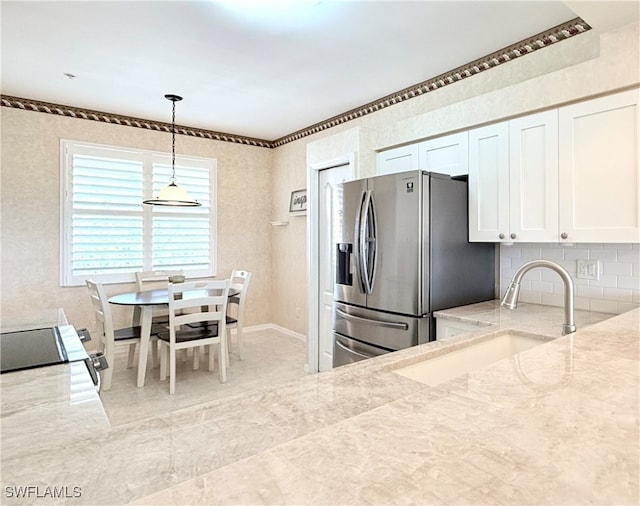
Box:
[335,308,409,330]
[335,339,373,359]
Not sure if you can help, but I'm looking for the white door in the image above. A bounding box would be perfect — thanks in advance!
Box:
[318,163,353,371]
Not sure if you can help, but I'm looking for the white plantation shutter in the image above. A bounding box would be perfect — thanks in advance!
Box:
[148,156,212,271]
[61,141,216,286]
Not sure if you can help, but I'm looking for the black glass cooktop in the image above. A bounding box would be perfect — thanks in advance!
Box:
[0,327,67,373]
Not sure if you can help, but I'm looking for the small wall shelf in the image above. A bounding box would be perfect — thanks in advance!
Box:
[270,220,289,226]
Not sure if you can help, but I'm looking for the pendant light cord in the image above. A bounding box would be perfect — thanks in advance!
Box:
[170,99,176,184]
[143,93,199,206]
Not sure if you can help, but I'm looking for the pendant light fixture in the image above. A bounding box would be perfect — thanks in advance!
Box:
[143,94,201,207]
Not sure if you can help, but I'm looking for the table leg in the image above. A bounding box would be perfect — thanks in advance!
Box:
[137,306,153,387]
[132,305,142,326]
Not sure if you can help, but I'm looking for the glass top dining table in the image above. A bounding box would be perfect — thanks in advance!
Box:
[108,287,238,388]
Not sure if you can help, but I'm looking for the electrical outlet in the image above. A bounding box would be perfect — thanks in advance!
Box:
[576,260,600,280]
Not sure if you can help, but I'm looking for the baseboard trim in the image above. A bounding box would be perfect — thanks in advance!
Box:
[242,323,307,342]
[84,323,307,353]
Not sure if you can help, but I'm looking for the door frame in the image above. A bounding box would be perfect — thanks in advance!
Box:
[306,153,356,373]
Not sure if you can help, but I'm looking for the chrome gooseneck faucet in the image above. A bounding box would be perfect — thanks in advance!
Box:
[501,259,577,335]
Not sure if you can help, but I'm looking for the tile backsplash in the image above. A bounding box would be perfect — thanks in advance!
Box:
[500,243,640,314]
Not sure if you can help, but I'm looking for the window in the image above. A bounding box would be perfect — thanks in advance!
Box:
[61,140,216,286]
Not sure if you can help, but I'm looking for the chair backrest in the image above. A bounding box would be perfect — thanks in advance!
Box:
[86,279,115,341]
[229,269,252,322]
[167,279,230,343]
[135,269,185,291]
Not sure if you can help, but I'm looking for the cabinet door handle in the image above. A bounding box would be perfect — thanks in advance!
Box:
[499,233,505,240]
[561,232,568,240]
[510,233,517,239]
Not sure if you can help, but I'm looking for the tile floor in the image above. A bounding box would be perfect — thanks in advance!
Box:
[99,327,308,426]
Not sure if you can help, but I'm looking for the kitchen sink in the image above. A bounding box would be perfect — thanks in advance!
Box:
[393,330,552,387]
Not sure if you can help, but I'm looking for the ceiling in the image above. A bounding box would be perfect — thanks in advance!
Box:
[1,1,638,142]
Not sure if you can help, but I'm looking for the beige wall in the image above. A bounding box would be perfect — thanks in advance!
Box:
[1,110,273,334]
[268,21,639,336]
[269,140,308,334]
[1,21,638,342]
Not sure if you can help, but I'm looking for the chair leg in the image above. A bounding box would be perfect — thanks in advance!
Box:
[169,348,177,395]
[237,324,245,360]
[193,347,200,371]
[218,339,227,383]
[102,364,114,391]
[126,343,137,369]
[101,339,116,391]
[159,344,167,381]
[224,328,231,368]
[208,343,215,371]
[151,340,159,368]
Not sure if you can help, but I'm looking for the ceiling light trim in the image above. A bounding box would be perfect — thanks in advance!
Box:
[0,17,590,149]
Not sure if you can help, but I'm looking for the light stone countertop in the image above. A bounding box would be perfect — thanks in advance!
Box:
[1,362,110,455]
[433,300,615,337]
[1,301,638,505]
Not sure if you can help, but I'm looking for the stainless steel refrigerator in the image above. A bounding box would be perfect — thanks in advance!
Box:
[333,170,495,367]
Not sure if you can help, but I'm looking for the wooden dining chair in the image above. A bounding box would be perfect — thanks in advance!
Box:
[157,279,230,395]
[226,269,252,361]
[134,269,185,329]
[135,269,185,291]
[86,280,157,391]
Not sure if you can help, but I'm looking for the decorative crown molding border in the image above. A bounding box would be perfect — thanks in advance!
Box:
[1,17,590,149]
[271,17,591,147]
[0,96,273,148]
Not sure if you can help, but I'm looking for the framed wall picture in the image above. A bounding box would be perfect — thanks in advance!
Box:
[289,189,307,214]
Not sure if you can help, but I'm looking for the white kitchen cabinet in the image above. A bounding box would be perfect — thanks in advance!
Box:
[376,144,419,175]
[509,111,559,242]
[468,121,510,241]
[468,110,559,242]
[558,89,640,243]
[418,131,469,176]
[376,132,468,176]
[381,90,638,243]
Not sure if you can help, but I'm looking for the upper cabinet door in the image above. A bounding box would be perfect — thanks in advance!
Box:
[468,122,510,242]
[509,110,559,242]
[418,131,469,176]
[559,89,640,243]
[376,144,420,175]
[377,131,469,177]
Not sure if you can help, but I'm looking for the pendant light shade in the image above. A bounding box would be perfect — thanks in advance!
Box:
[143,94,201,207]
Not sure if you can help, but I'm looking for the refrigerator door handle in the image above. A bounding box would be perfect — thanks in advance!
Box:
[335,308,409,330]
[354,189,367,293]
[361,190,377,294]
[367,190,377,292]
